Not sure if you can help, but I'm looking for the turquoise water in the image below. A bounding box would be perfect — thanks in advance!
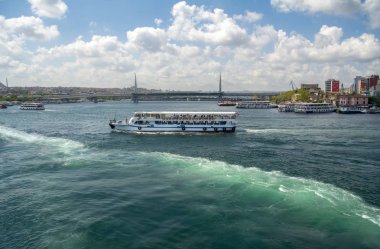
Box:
[1,101,379,248]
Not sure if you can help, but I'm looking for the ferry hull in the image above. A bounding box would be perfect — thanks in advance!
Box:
[109,122,236,133]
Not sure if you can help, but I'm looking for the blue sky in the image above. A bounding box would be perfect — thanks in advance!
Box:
[1,0,380,91]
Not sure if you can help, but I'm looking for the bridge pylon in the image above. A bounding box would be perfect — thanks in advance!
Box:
[218,72,223,101]
[132,73,138,103]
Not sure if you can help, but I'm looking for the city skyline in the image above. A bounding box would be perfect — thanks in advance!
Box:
[1,0,380,91]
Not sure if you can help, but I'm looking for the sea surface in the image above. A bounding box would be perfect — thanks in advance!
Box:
[1,101,380,249]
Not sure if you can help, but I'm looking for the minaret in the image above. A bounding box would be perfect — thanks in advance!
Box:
[6,77,8,88]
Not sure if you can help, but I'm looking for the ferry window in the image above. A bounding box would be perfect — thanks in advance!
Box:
[220,121,226,125]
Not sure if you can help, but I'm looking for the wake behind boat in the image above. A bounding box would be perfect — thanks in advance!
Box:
[109,111,238,133]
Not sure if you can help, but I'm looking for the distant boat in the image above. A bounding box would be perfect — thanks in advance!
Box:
[362,106,380,114]
[20,102,45,110]
[278,103,295,112]
[336,107,364,114]
[294,103,335,113]
[236,101,271,109]
[0,103,7,109]
[217,100,237,106]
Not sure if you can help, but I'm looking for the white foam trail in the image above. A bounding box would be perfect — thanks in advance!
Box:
[245,128,294,134]
[279,185,289,192]
[0,125,84,152]
[142,152,380,228]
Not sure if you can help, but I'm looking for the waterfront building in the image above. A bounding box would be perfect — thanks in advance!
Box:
[338,95,368,107]
[354,75,379,94]
[368,75,379,88]
[301,84,320,94]
[354,76,366,94]
[325,79,340,93]
[369,84,380,97]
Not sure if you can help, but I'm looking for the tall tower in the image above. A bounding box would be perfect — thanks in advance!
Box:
[6,77,8,88]
[132,73,138,103]
[218,72,223,100]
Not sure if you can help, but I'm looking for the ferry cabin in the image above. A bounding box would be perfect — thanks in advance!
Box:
[109,111,238,132]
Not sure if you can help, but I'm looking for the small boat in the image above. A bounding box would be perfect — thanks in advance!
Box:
[217,100,237,106]
[109,111,238,133]
[0,103,7,109]
[337,107,364,114]
[20,102,45,110]
[363,106,380,114]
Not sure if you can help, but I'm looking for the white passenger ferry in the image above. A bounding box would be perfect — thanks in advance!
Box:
[19,102,45,110]
[236,101,270,109]
[109,111,238,132]
[278,103,295,112]
[293,103,335,113]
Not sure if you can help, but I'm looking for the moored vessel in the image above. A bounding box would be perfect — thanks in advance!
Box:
[236,101,271,109]
[20,102,45,110]
[336,107,364,114]
[217,100,237,106]
[293,103,335,113]
[278,103,295,112]
[109,111,238,133]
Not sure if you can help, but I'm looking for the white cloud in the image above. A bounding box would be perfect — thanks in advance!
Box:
[28,0,68,19]
[270,0,380,30]
[127,27,167,52]
[168,1,248,46]
[363,0,380,29]
[1,16,59,41]
[1,1,380,90]
[314,25,343,48]
[270,0,361,16]
[0,15,59,73]
[154,18,163,26]
[234,11,263,23]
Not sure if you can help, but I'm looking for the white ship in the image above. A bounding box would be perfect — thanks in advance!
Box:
[19,102,45,110]
[109,111,238,133]
[293,103,335,113]
[278,103,295,112]
[236,101,270,109]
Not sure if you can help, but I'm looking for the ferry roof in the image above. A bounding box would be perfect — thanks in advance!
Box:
[133,111,237,115]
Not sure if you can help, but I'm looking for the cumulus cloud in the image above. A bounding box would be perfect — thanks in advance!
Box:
[168,1,248,46]
[154,18,163,26]
[234,11,263,23]
[0,15,59,71]
[270,0,380,30]
[270,0,361,16]
[1,1,380,90]
[0,15,59,40]
[363,0,380,29]
[127,27,167,52]
[28,0,68,19]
